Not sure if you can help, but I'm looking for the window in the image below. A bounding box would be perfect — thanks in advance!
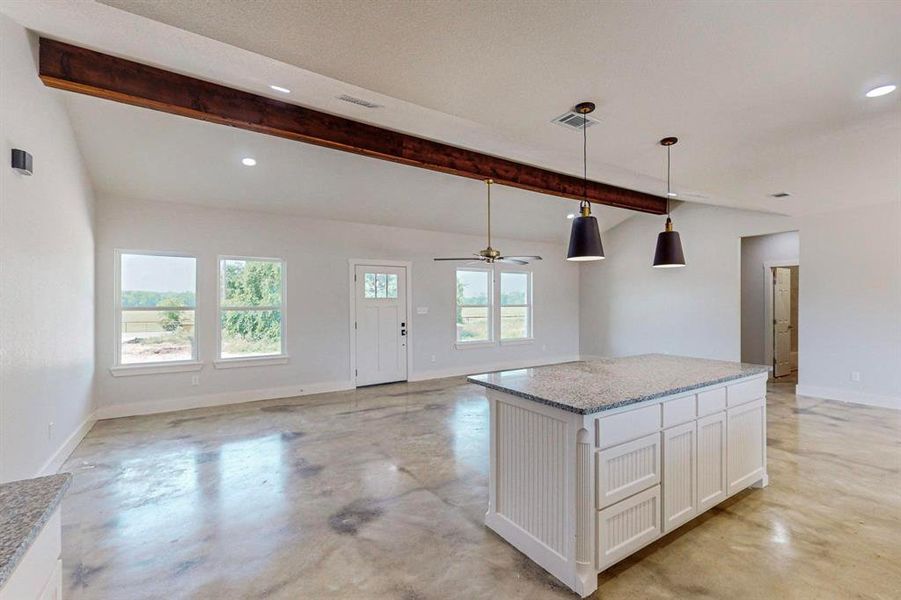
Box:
[363,272,398,299]
[500,271,532,340]
[455,269,492,343]
[117,252,197,365]
[219,257,285,359]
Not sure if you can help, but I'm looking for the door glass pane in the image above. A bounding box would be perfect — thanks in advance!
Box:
[386,274,398,298]
[500,272,528,305]
[221,259,282,307]
[121,309,195,364]
[501,306,529,339]
[220,310,281,358]
[364,273,377,298]
[376,273,387,298]
[458,306,489,342]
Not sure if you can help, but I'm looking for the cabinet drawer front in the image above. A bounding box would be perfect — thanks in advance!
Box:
[727,377,766,407]
[597,485,661,570]
[662,394,696,428]
[697,387,726,416]
[596,403,661,449]
[596,433,661,509]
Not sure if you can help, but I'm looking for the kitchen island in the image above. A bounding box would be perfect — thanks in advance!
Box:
[468,354,769,597]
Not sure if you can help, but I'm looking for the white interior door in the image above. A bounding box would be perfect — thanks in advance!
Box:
[354,265,407,386]
[773,267,792,378]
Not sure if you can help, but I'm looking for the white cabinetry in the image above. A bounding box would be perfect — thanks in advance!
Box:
[697,411,728,510]
[662,421,698,532]
[727,397,767,494]
[0,508,63,600]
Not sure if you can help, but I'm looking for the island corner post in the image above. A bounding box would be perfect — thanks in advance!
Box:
[470,355,769,597]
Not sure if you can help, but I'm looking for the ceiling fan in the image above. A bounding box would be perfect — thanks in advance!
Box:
[434,179,543,265]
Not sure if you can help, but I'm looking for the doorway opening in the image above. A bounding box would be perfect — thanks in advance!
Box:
[740,232,799,383]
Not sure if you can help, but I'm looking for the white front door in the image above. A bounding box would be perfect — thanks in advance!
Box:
[773,267,792,378]
[354,265,408,386]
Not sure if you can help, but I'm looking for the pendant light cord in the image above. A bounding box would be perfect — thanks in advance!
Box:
[666,144,671,217]
[582,111,589,211]
[487,179,492,249]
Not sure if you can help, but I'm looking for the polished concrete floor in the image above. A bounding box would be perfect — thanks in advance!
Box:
[60,378,900,599]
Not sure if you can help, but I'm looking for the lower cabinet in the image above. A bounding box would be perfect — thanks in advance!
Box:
[697,411,728,511]
[662,422,697,532]
[727,398,766,494]
[596,485,661,569]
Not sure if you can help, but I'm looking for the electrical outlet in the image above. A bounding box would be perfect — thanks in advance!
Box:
[431,355,437,363]
[542,344,547,351]
[191,375,200,386]
[850,371,861,382]
[48,421,54,440]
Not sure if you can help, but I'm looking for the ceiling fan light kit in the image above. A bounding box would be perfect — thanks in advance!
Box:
[566,102,606,262]
[652,136,686,268]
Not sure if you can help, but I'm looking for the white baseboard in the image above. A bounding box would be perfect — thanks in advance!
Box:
[37,412,97,476]
[796,384,900,410]
[408,354,581,382]
[95,380,354,420]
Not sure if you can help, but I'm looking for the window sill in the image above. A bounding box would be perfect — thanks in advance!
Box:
[213,355,290,369]
[500,338,535,346]
[110,361,203,377]
[454,341,496,350]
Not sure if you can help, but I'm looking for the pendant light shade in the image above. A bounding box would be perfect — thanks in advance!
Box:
[567,205,605,261]
[653,137,686,268]
[566,102,605,262]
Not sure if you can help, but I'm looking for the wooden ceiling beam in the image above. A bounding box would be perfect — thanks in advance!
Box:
[39,38,667,215]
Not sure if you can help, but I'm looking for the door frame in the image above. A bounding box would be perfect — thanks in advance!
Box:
[762,259,799,372]
[348,259,414,387]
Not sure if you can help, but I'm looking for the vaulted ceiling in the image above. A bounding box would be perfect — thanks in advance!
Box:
[3,0,899,238]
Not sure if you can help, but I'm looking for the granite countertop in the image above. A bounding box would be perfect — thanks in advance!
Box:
[0,473,71,588]
[467,354,769,415]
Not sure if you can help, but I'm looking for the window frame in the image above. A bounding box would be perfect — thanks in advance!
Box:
[454,267,495,348]
[214,255,288,368]
[498,269,534,344]
[112,249,201,376]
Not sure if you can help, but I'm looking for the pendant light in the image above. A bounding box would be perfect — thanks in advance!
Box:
[566,102,605,261]
[652,137,686,268]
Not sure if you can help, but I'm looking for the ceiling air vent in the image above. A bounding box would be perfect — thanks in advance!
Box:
[337,94,382,109]
[770,192,791,198]
[552,110,599,131]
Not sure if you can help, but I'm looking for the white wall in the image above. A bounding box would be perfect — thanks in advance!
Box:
[740,231,799,365]
[94,196,580,417]
[580,202,797,362]
[797,201,901,408]
[0,16,96,482]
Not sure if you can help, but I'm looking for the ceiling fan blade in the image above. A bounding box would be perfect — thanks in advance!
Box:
[497,258,528,265]
[433,257,482,261]
[502,256,543,261]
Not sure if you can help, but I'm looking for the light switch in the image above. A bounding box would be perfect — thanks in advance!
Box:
[417,306,429,315]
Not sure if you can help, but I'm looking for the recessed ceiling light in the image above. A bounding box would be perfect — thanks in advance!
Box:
[865,84,896,98]
[667,192,678,197]
[269,85,291,94]
[566,213,576,219]
[241,157,257,166]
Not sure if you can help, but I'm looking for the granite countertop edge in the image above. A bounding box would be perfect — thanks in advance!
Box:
[466,369,769,415]
[0,473,72,589]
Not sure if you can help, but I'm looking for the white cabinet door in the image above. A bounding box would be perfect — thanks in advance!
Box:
[697,411,728,511]
[596,433,660,509]
[727,398,766,495]
[662,421,697,533]
[597,485,661,570]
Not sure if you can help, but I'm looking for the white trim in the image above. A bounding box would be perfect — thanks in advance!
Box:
[37,412,96,476]
[110,361,204,377]
[796,384,900,410]
[95,380,355,420]
[217,255,287,360]
[213,355,290,369]
[762,258,799,372]
[348,259,414,387]
[454,340,497,350]
[114,249,199,368]
[500,338,535,346]
[409,354,579,382]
